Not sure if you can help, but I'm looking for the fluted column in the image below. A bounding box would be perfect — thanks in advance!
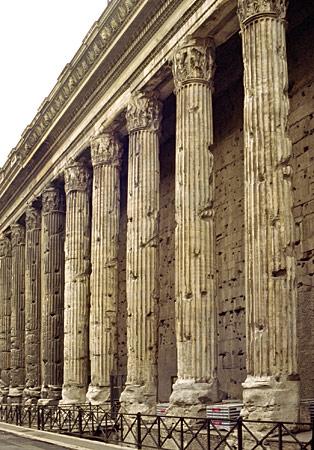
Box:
[0,235,11,402]
[24,205,41,403]
[87,133,122,405]
[120,91,161,414]
[9,223,25,403]
[238,0,299,422]
[61,161,91,404]
[40,186,65,404]
[169,36,219,416]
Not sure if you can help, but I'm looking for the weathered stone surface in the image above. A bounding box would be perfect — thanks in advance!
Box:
[40,186,65,404]
[61,161,91,404]
[87,132,122,404]
[0,235,11,402]
[24,206,41,403]
[120,91,162,414]
[169,36,219,416]
[239,0,300,422]
[9,224,26,403]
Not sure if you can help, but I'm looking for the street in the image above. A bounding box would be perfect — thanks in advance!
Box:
[0,431,69,449]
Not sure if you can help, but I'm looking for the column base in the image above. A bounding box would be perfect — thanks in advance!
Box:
[0,387,9,404]
[168,379,220,417]
[8,387,24,404]
[60,384,87,404]
[86,385,110,405]
[242,376,300,423]
[23,387,41,404]
[120,383,156,414]
[38,385,62,406]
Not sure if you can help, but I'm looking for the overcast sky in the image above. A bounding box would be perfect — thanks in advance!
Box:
[0,1,108,167]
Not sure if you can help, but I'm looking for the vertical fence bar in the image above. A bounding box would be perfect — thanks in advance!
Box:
[137,413,142,449]
[278,423,283,450]
[237,417,243,450]
[78,407,83,436]
[207,418,211,450]
[311,420,314,450]
[157,416,161,448]
[180,417,184,450]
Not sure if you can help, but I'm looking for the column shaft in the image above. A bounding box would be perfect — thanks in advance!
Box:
[9,224,26,403]
[0,236,11,401]
[238,0,299,421]
[24,206,42,402]
[62,161,91,404]
[120,92,161,414]
[169,37,219,416]
[41,187,65,404]
[87,133,122,404]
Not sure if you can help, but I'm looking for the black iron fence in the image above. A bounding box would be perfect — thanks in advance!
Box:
[0,404,313,450]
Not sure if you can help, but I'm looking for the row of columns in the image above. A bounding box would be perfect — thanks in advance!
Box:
[0,0,299,420]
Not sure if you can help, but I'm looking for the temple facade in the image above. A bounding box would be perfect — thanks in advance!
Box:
[0,0,313,423]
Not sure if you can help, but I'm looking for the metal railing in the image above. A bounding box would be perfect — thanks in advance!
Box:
[0,404,313,450]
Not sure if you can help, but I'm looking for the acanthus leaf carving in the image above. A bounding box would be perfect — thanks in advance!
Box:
[91,132,123,167]
[42,187,65,214]
[237,0,287,24]
[64,161,91,194]
[0,235,11,258]
[10,223,25,247]
[126,91,162,133]
[172,36,215,90]
[25,206,41,230]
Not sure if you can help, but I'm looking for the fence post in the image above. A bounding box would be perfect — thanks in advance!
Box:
[137,412,142,449]
[78,407,83,436]
[311,420,314,450]
[180,417,184,450]
[237,417,243,450]
[157,416,161,448]
[207,418,211,450]
[278,422,283,450]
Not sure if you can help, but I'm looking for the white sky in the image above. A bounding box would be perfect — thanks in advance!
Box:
[0,1,108,167]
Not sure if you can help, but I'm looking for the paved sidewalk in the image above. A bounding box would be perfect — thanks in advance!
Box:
[0,422,130,450]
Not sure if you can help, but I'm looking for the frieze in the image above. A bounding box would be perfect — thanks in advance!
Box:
[0,0,140,186]
[25,206,41,230]
[126,91,162,133]
[11,224,25,247]
[42,187,65,214]
[0,236,11,258]
[64,161,91,194]
[237,0,287,24]
[91,132,122,167]
[172,36,215,90]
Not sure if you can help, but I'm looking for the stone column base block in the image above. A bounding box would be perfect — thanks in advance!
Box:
[39,385,62,405]
[8,387,24,404]
[242,376,300,423]
[168,379,220,417]
[120,384,156,414]
[86,385,110,405]
[0,387,9,404]
[23,387,41,404]
[60,385,87,404]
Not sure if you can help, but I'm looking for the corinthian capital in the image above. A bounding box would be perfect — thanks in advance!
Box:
[172,36,215,90]
[25,206,41,230]
[64,161,91,194]
[42,186,65,214]
[0,235,11,258]
[91,132,122,167]
[126,91,162,133]
[11,224,25,247]
[237,0,287,24]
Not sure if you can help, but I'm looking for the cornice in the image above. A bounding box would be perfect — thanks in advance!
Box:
[0,0,140,187]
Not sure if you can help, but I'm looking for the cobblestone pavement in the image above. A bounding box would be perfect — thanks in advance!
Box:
[0,430,69,449]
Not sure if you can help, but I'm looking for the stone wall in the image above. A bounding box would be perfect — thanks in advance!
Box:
[212,36,246,400]
[158,95,177,402]
[288,12,314,400]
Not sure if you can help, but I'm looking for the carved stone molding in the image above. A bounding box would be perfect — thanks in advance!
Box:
[11,224,25,247]
[172,36,215,90]
[91,132,122,167]
[126,92,162,133]
[238,0,287,24]
[25,206,41,230]
[0,236,11,258]
[64,161,91,194]
[42,187,65,214]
